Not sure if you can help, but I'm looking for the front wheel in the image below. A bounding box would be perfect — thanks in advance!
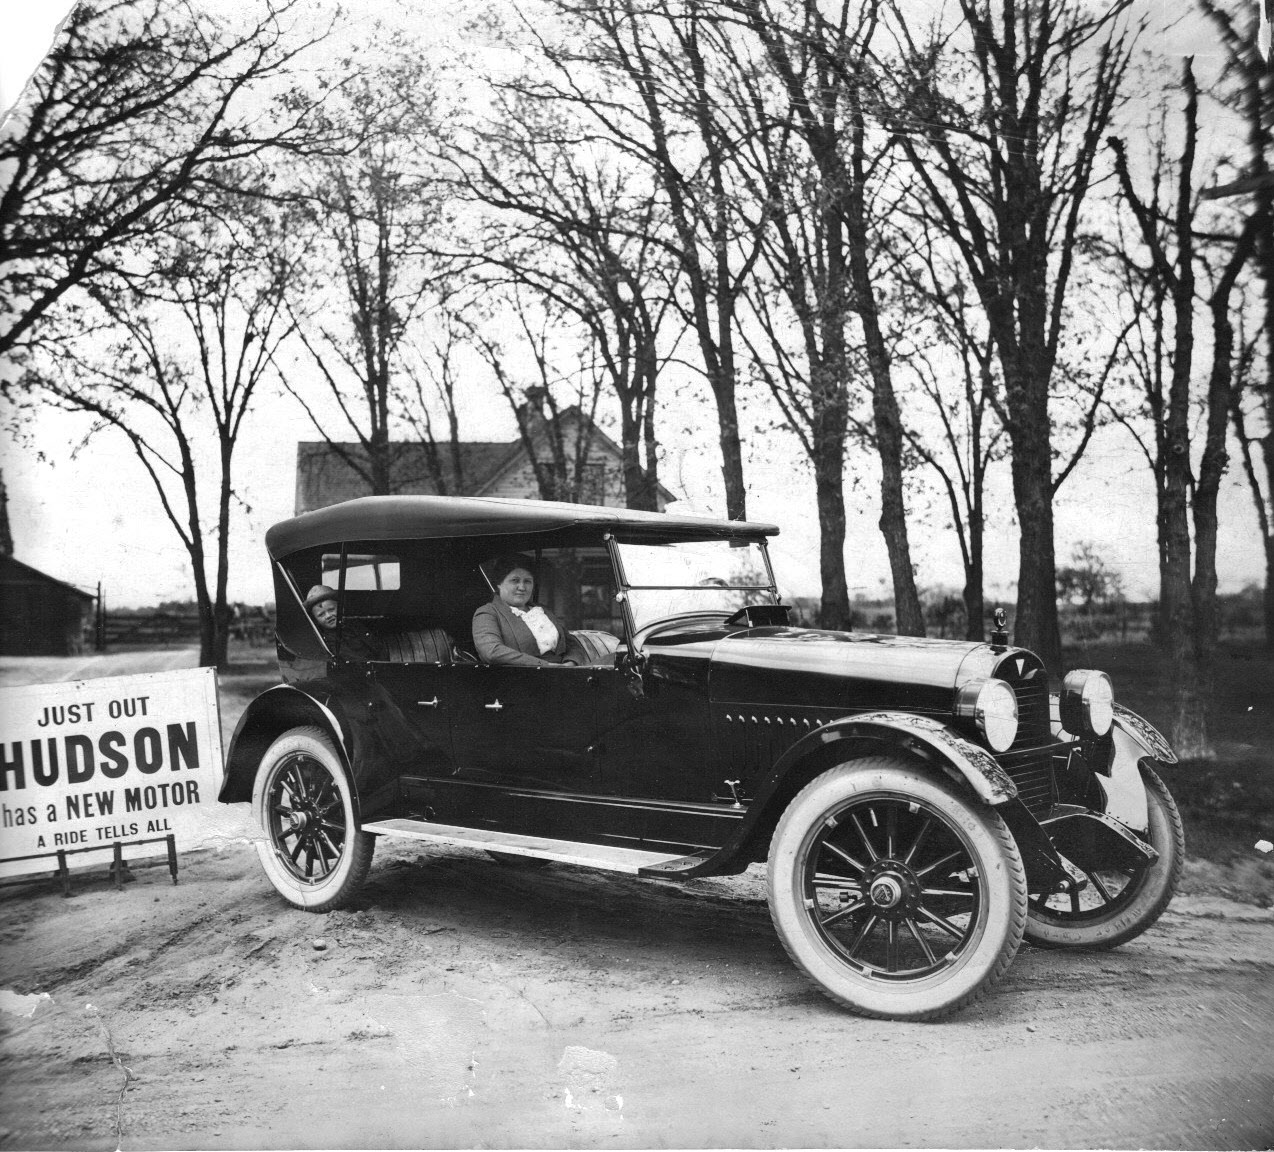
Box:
[1024,764,1183,950]
[767,758,1027,1020]
[251,726,375,912]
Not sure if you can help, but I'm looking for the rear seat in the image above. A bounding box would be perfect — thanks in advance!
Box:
[383,627,455,664]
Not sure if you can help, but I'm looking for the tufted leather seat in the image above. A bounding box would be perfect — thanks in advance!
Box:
[566,629,621,666]
[383,628,455,664]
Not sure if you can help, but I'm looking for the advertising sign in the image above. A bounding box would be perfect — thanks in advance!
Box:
[0,668,223,880]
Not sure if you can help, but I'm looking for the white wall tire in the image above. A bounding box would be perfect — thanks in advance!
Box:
[767,758,1027,1021]
[1024,764,1183,950]
[251,726,375,912]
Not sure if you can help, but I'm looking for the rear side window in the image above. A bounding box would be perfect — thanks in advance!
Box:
[322,553,401,591]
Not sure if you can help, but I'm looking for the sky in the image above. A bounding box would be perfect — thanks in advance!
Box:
[0,0,1266,610]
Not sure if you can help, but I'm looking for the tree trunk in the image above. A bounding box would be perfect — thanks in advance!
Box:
[1266,550,1274,652]
[1194,217,1258,661]
[963,511,985,641]
[642,382,661,510]
[813,446,851,630]
[213,449,233,672]
[1163,432,1207,754]
[1004,387,1062,671]
[845,127,923,636]
[620,404,657,511]
[710,363,747,520]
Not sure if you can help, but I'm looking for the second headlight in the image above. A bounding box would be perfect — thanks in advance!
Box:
[1060,669,1114,737]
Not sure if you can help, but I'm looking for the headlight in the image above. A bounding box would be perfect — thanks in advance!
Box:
[1060,670,1114,737]
[955,677,1019,753]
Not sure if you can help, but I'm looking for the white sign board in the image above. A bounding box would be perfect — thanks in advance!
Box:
[0,668,223,880]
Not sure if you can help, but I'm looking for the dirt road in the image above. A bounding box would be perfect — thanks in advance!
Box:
[2,833,1272,1150]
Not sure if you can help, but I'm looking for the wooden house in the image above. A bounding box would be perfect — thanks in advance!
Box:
[295,404,673,514]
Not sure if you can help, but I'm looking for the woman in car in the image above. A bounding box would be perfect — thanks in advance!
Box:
[472,555,574,666]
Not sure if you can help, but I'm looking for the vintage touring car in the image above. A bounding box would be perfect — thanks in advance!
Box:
[220,495,1183,1020]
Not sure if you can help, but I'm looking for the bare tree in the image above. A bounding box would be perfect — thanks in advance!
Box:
[281,51,446,496]
[507,0,776,520]
[885,0,1140,672]
[1107,56,1262,755]
[0,0,333,367]
[446,84,679,510]
[1199,0,1274,647]
[22,198,299,668]
[396,304,472,497]
[894,249,1007,640]
[723,0,925,632]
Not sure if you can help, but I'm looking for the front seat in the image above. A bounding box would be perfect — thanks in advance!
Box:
[565,629,620,666]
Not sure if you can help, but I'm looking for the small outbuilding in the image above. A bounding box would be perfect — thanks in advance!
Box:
[0,556,96,656]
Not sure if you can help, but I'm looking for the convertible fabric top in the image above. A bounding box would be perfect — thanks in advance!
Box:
[265,495,779,559]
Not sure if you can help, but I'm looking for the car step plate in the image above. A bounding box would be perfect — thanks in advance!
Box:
[361,818,689,874]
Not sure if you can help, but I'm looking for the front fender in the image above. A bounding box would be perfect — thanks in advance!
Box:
[761,711,1018,808]
[1111,704,1177,764]
[219,684,352,805]
[1050,698,1172,836]
[681,711,1018,878]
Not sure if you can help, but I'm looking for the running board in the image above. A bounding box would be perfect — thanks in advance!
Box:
[361,818,691,875]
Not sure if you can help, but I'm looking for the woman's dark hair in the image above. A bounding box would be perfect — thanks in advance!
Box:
[487,553,537,588]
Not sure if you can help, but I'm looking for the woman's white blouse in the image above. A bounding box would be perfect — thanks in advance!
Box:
[509,605,559,655]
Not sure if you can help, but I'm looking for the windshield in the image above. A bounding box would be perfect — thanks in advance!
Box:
[614,539,777,633]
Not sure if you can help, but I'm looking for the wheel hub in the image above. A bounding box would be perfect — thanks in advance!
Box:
[870,875,904,908]
[862,859,920,916]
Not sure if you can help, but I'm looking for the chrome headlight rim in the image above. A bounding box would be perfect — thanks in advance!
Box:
[955,677,1019,753]
[1060,669,1114,738]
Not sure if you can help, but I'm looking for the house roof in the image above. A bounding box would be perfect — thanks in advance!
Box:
[0,556,96,601]
[296,440,519,514]
[266,495,778,559]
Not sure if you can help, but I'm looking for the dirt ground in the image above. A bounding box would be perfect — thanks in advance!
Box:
[1,649,1273,1149]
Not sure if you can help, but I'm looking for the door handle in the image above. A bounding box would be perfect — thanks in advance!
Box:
[417,697,439,707]
[484,699,503,711]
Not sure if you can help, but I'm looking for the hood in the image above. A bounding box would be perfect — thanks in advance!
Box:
[703,625,1023,716]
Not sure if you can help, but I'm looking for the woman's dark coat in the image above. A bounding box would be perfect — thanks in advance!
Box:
[472,597,570,666]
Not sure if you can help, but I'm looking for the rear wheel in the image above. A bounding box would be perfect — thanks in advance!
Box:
[767,758,1027,1020]
[1025,764,1183,950]
[251,726,374,912]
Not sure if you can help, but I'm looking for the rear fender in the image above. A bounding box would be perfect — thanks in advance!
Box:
[219,685,353,808]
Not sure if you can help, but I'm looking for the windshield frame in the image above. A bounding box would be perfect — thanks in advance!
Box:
[605,534,780,640]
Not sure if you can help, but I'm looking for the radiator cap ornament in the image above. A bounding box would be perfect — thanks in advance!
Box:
[990,607,1009,651]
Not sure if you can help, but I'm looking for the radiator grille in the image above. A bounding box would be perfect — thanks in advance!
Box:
[995,652,1056,816]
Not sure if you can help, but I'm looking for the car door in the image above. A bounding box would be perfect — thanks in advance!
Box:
[446,663,599,791]
[591,645,735,852]
[368,661,459,776]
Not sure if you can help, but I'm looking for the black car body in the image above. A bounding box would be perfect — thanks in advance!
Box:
[220,495,1183,1019]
